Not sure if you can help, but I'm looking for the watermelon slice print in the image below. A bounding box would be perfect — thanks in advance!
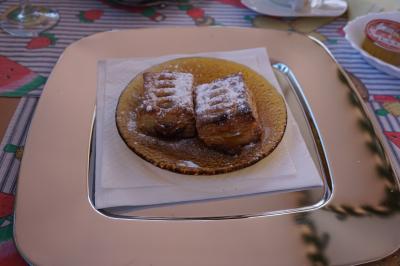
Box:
[0,194,25,265]
[0,239,27,266]
[0,217,13,242]
[384,132,400,149]
[373,95,398,103]
[0,193,14,218]
[0,56,46,97]
[0,212,27,265]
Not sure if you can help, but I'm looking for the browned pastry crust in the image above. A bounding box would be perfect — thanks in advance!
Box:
[194,73,262,154]
[136,71,196,138]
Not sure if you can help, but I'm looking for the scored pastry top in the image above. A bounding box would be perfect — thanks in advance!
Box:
[136,71,196,138]
[139,71,194,115]
[194,73,255,125]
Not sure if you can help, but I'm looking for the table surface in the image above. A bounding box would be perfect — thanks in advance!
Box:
[0,0,399,265]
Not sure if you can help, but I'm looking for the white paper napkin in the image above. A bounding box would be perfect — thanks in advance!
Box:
[95,48,323,209]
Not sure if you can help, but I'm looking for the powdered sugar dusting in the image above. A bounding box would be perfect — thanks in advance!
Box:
[127,111,137,132]
[195,73,251,123]
[139,72,194,116]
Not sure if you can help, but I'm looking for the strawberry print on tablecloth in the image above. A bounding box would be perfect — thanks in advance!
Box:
[385,132,400,150]
[371,95,400,153]
[139,7,166,22]
[78,9,104,23]
[0,193,27,266]
[26,33,58,49]
[337,25,345,37]
[0,56,46,97]
[177,0,216,26]
[374,95,400,117]
[3,144,24,160]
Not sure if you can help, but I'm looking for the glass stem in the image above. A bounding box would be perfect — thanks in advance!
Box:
[17,0,33,21]
[20,0,31,9]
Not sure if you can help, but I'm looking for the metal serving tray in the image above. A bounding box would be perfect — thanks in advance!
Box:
[88,61,333,220]
[14,28,400,266]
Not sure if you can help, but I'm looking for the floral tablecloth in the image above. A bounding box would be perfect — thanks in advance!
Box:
[0,0,399,265]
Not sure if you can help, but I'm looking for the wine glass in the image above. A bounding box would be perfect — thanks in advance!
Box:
[0,0,60,37]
